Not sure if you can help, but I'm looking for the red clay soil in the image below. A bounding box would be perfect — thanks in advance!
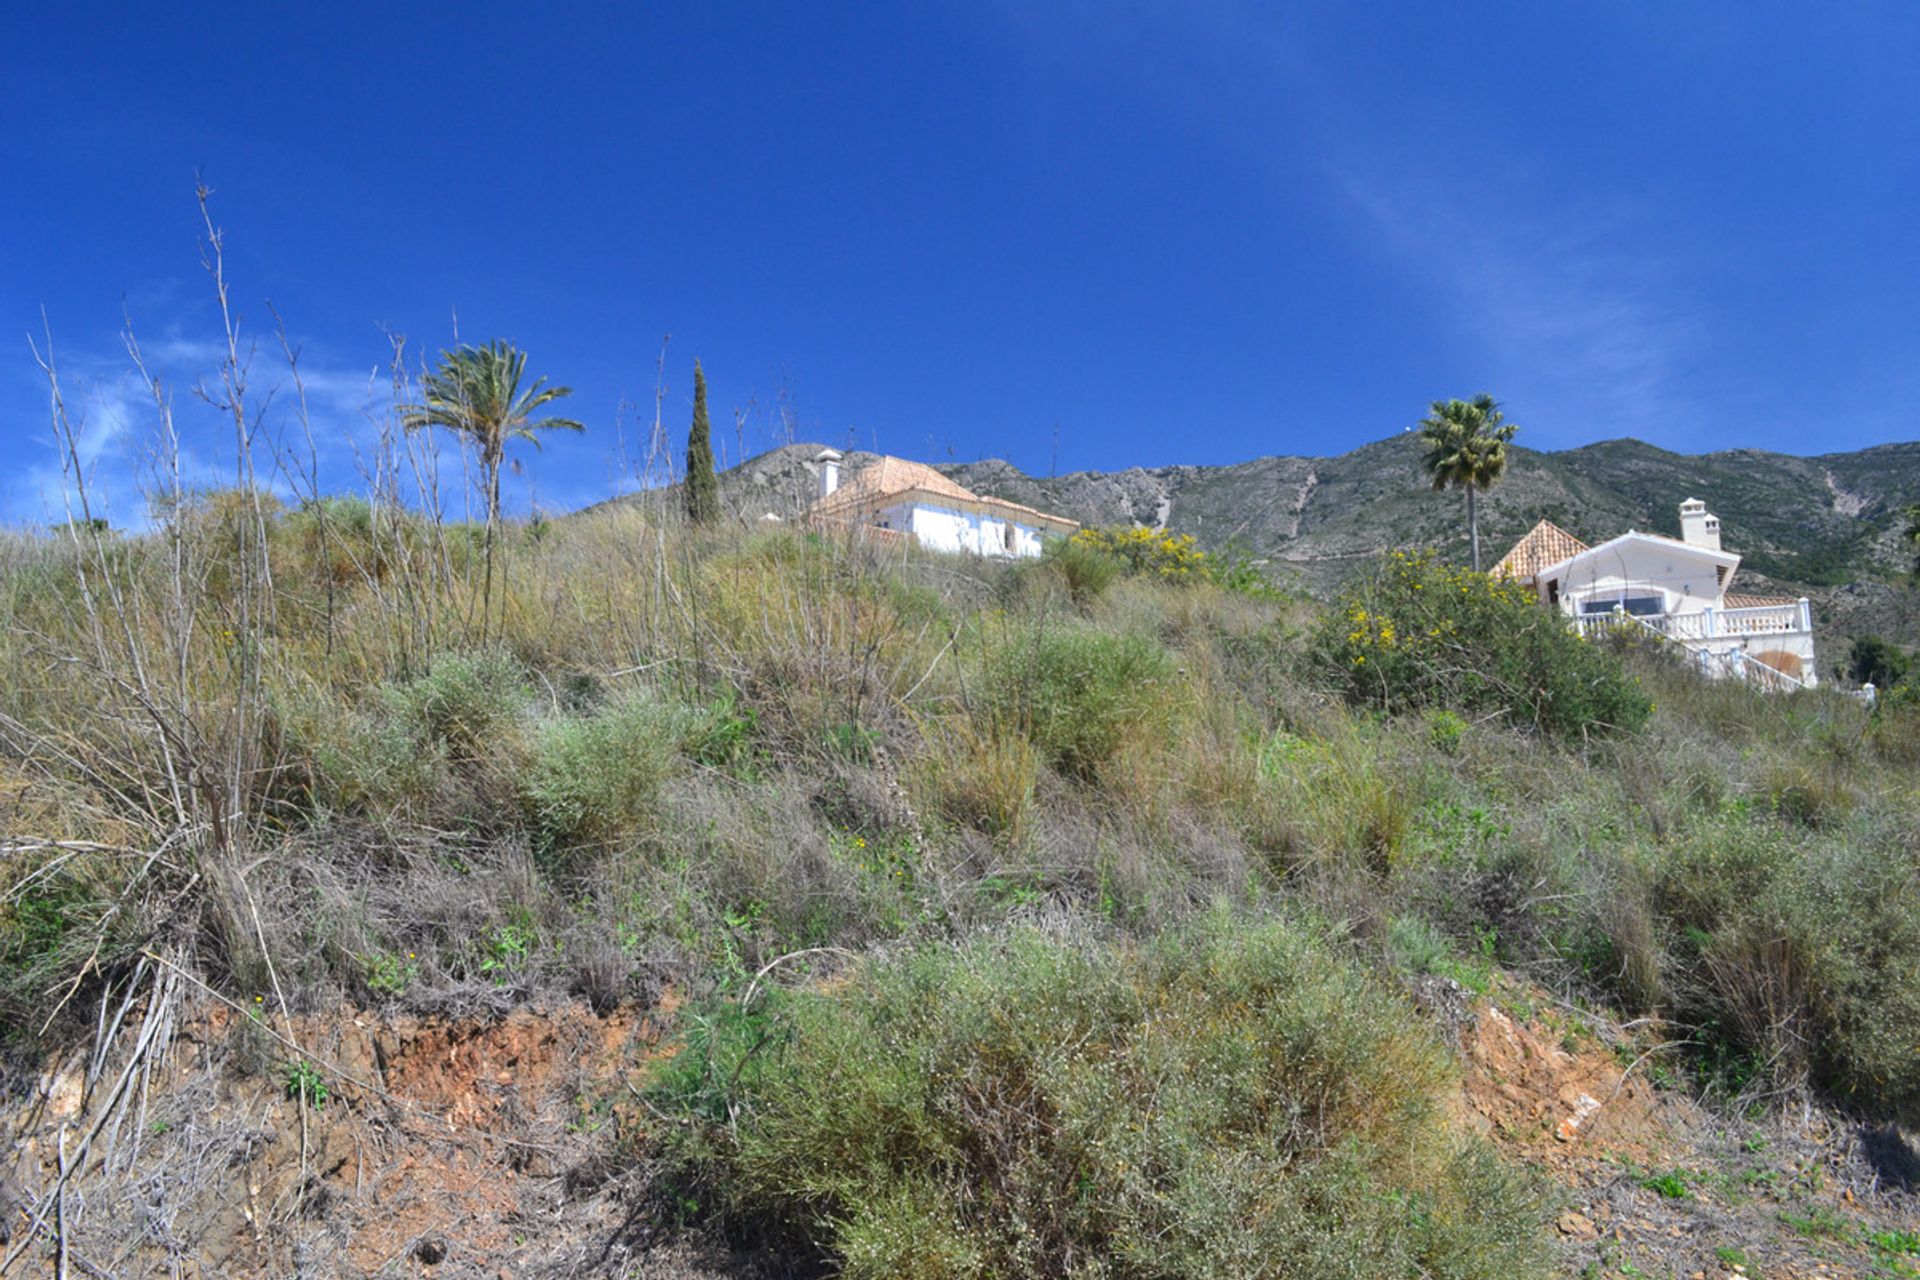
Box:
[4,982,1916,1278]
[1439,982,1920,1280]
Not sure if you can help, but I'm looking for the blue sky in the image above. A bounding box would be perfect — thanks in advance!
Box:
[4,3,1919,523]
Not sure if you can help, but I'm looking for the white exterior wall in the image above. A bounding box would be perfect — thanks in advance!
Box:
[1546,538,1818,687]
[871,502,917,536]
[1542,541,1728,617]
[905,503,1048,559]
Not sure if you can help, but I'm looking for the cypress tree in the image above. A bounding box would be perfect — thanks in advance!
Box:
[684,359,720,525]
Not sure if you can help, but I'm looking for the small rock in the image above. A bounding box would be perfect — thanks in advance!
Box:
[1556,1209,1597,1240]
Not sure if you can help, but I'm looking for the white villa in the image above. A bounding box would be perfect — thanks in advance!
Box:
[1493,499,1818,690]
[807,449,1079,559]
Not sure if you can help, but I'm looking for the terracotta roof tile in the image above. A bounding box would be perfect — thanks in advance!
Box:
[812,457,975,516]
[1723,592,1799,609]
[1491,519,1589,581]
[812,456,1078,530]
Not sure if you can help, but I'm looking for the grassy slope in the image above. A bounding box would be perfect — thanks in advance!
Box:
[2,501,1918,1276]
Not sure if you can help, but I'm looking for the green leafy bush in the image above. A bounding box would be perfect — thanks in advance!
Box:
[524,688,700,856]
[1313,550,1651,741]
[1425,708,1468,755]
[283,1059,330,1108]
[1655,816,1920,1116]
[287,649,533,814]
[979,623,1178,780]
[655,913,1550,1279]
[383,649,531,763]
[1040,535,1123,604]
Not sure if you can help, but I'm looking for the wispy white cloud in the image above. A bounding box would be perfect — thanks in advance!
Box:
[1326,150,1706,445]
[978,0,1716,449]
[4,322,395,530]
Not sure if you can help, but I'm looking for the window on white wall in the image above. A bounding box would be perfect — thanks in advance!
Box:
[1579,595,1663,617]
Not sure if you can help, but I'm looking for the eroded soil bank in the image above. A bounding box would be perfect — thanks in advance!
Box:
[4,981,1916,1279]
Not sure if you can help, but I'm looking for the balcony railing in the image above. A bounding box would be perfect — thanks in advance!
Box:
[1570,603,1811,693]
[1570,601,1807,642]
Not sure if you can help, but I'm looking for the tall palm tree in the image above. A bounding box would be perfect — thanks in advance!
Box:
[1417,393,1519,572]
[402,341,583,635]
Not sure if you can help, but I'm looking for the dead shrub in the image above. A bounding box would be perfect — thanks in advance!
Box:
[1753,760,1856,827]
[913,719,1037,846]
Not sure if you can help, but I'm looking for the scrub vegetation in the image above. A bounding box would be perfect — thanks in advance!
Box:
[4,208,1918,1274]
[6,476,1920,1272]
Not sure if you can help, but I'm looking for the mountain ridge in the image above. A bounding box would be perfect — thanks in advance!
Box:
[653,433,1920,667]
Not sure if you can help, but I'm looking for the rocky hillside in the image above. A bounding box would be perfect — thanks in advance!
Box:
[683,436,1920,665]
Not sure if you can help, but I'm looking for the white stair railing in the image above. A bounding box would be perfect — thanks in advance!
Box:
[1573,608,1805,693]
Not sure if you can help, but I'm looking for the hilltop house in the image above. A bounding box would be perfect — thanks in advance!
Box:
[807,449,1079,558]
[1493,499,1817,690]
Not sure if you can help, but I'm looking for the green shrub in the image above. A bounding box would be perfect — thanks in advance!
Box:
[1656,816,1920,1116]
[384,649,530,762]
[655,912,1550,1279]
[524,688,700,856]
[980,623,1178,780]
[1041,536,1122,605]
[1069,526,1212,581]
[1753,760,1856,827]
[1208,539,1286,598]
[1312,550,1652,741]
[1869,695,1920,766]
[1425,708,1468,755]
[283,1058,330,1108]
[283,650,532,816]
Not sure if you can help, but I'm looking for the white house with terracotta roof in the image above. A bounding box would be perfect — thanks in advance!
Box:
[1494,499,1817,690]
[808,449,1078,559]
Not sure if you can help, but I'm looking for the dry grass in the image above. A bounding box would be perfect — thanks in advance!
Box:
[5,212,1920,1280]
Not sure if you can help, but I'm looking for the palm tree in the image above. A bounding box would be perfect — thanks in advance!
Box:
[402,341,583,635]
[1417,393,1519,572]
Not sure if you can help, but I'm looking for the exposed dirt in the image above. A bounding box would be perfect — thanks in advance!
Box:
[0,989,787,1279]
[1425,977,1920,1279]
[4,981,1916,1278]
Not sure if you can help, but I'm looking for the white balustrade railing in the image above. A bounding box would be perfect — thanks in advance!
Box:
[1570,601,1806,642]
[1567,603,1809,693]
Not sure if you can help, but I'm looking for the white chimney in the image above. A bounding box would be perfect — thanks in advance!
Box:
[815,448,842,499]
[1679,498,1720,552]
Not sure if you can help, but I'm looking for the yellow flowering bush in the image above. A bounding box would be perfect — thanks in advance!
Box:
[1069,526,1211,581]
[1313,550,1651,741]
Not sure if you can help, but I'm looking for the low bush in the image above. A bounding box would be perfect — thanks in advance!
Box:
[280,649,534,820]
[523,687,701,860]
[1655,816,1920,1114]
[1312,549,1652,741]
[655,912,1551,1280]
[1040,535,1122,604]
[978,622,1179,781]
[1069,526,1212,581]
[383,649,530,764]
